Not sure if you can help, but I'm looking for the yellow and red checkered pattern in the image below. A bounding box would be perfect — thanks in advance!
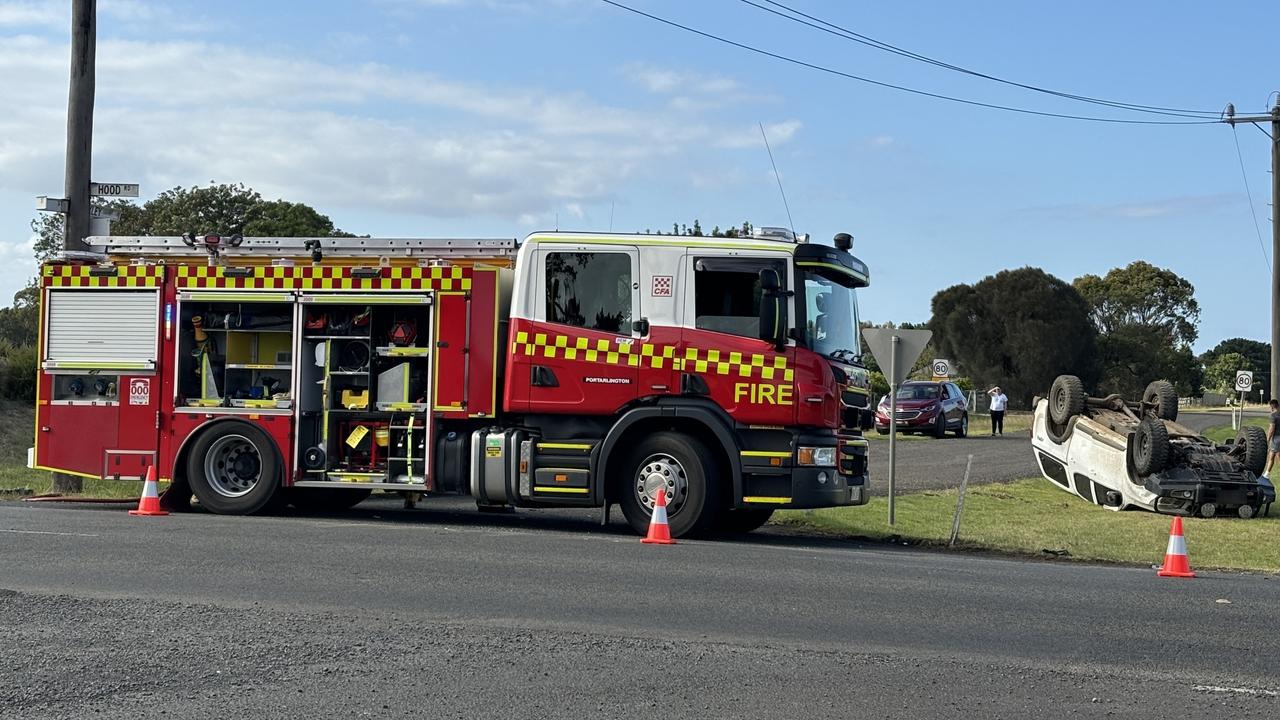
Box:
[42,264,164,288]
[174,265,471,291]
[511,330,793,381]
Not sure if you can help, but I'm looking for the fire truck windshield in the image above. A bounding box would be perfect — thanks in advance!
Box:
[802,269,861,362]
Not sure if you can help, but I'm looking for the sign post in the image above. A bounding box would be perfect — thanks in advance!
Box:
[1235,371,1254,431]
[862,327,932,525]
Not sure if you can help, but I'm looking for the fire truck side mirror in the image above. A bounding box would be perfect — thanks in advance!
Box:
[758,268,787,350]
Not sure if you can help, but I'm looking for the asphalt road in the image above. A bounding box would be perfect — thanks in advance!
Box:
[3,500,1278,719]
[867,432,1037,494]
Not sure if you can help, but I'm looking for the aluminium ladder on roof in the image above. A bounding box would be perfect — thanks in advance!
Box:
[90,236,518,259]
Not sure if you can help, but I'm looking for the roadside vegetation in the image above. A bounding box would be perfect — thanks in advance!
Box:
[779,478,1280,573]
[1201,418,1269,445]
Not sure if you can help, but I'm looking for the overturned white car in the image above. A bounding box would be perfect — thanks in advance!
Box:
[1031,375,1275,519]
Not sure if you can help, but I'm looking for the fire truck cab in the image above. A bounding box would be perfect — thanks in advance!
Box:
[33,229,872,537]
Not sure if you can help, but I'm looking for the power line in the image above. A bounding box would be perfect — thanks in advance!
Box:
[1231,125,1272,272]
[599,1,1217,125]
[741,0,1219,119]
[1231,125,1271,272]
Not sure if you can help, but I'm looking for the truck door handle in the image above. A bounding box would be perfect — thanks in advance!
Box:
[531,365,559,388]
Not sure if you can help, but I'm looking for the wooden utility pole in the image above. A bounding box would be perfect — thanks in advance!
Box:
[51,0,96,495]
[1224,100,1280,398]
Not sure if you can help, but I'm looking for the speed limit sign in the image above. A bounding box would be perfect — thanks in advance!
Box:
[1235,370,1254,393]
[931,358,951,381]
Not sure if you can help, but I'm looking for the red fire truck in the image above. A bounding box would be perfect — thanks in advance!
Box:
[32,229,872,537]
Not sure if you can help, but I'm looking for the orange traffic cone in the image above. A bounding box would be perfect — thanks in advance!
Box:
[641,486,676,545]
[129,466,169,517]
[1157,516,1194,578]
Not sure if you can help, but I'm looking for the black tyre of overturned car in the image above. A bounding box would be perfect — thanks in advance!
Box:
[1133,416,1170,476]
[1049,375,1086,426]
[1142,380,1178,422]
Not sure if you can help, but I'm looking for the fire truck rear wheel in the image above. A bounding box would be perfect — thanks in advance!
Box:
[186,423,281,515]
[620,431,721,538]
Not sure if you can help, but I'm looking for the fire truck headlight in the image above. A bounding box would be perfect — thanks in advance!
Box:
[797,447,836,467]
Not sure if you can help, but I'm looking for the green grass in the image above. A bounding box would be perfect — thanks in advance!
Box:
[1202,417,1268,444]
[778,478,1280,573]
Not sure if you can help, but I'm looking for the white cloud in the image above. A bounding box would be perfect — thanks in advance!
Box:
[869,135,894,147]
[622,63,741,95]
[0,1,60,28]
[713,119,802,149]
[0,0,214,31]
[0,35,794,224]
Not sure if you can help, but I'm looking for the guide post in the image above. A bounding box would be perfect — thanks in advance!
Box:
[861,327,932,525]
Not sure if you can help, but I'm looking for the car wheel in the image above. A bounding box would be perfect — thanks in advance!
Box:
[185,422,280,515]
[1143,380,1179,422]
[875,427,889,435]
[933,414,947,438]
[955,413,968,438]
[1234,425,1268,475]
[1133,417,1170,476]
[1049,375,1086,425]
[716,508,774,534]
[619,431,720,538]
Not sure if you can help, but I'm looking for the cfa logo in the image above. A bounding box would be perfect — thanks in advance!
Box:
[734,382,794,406]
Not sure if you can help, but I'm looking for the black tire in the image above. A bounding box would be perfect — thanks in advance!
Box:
[1049,375,1086,425]
[289,488,372,512]
[619,431,720,538]
[933,413,947,439]
[1133,417,1170,476]
[954,413,969,438]
[1236,425,1268,475]
[185,422,280,514]
[1143,380,1178,422]
[717,508,774,534]
[875,427,889,436]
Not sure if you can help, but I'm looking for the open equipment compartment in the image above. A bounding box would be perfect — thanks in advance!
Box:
[174,291,295,410]
[294,293,434,489]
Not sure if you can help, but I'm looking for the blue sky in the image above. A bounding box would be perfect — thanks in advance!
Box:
[0,0,1276,353]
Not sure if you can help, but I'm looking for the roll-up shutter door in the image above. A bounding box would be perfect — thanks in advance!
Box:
[44,290,159,370]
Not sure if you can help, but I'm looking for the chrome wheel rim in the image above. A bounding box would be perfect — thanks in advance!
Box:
[635,452,688,514]
[203,434,261,498]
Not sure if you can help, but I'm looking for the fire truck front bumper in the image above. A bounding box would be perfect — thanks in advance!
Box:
[740,434,869,510]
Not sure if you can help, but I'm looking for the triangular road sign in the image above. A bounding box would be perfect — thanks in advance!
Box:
[862,327,932,386]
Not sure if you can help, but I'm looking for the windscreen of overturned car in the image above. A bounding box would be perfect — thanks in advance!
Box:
[802,268,861,359]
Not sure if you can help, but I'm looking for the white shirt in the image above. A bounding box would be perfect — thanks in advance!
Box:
[990,393,1008,412]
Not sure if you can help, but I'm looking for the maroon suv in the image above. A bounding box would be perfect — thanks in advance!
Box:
[874,380,969,438]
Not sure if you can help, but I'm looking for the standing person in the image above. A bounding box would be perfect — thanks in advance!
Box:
[987,386,1009,436]
[1265,399,1280,478]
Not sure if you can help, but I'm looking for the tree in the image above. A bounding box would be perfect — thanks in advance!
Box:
[1073,261,1199,346]
[929,267,1099,408]
[110,183,352,237]
[1201,337,1270,393]
[1073,261,1201,397]
[649,221,753,238]
[1204,352,1250,394]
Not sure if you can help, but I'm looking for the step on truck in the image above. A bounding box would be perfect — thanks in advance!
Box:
[32,228,873,537]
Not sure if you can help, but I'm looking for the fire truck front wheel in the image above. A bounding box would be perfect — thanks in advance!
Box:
[619,432,721,538]
[186,423,281,515]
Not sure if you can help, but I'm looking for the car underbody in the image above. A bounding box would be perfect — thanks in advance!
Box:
[1031,376,1275,519]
